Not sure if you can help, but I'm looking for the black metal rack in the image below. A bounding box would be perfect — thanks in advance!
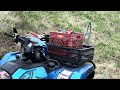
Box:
[47,43,94,67]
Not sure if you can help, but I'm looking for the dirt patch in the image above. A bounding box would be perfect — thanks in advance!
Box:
[94,61,120,79]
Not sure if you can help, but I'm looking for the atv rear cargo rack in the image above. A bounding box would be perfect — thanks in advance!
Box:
[47,43,94,67]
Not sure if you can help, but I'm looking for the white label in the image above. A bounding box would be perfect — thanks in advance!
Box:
[28,43,32,47]
[57,70,73,79]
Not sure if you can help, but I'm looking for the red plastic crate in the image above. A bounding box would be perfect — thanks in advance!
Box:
[49,32,84,49]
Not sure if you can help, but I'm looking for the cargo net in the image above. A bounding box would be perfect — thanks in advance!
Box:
[47,43,94,67]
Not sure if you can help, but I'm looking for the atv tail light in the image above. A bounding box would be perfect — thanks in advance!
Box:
[0,70,10,79]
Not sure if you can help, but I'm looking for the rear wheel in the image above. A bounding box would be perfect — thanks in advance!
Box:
[86,71,95,79]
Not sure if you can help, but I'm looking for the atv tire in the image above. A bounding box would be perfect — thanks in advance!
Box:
[86,71,95,79]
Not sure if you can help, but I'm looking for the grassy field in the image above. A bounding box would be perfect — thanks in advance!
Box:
[0,11,120,79]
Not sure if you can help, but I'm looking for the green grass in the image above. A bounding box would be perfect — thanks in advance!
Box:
[96,42,116,60]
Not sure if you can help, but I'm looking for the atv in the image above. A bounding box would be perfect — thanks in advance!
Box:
[0,25,95,79]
